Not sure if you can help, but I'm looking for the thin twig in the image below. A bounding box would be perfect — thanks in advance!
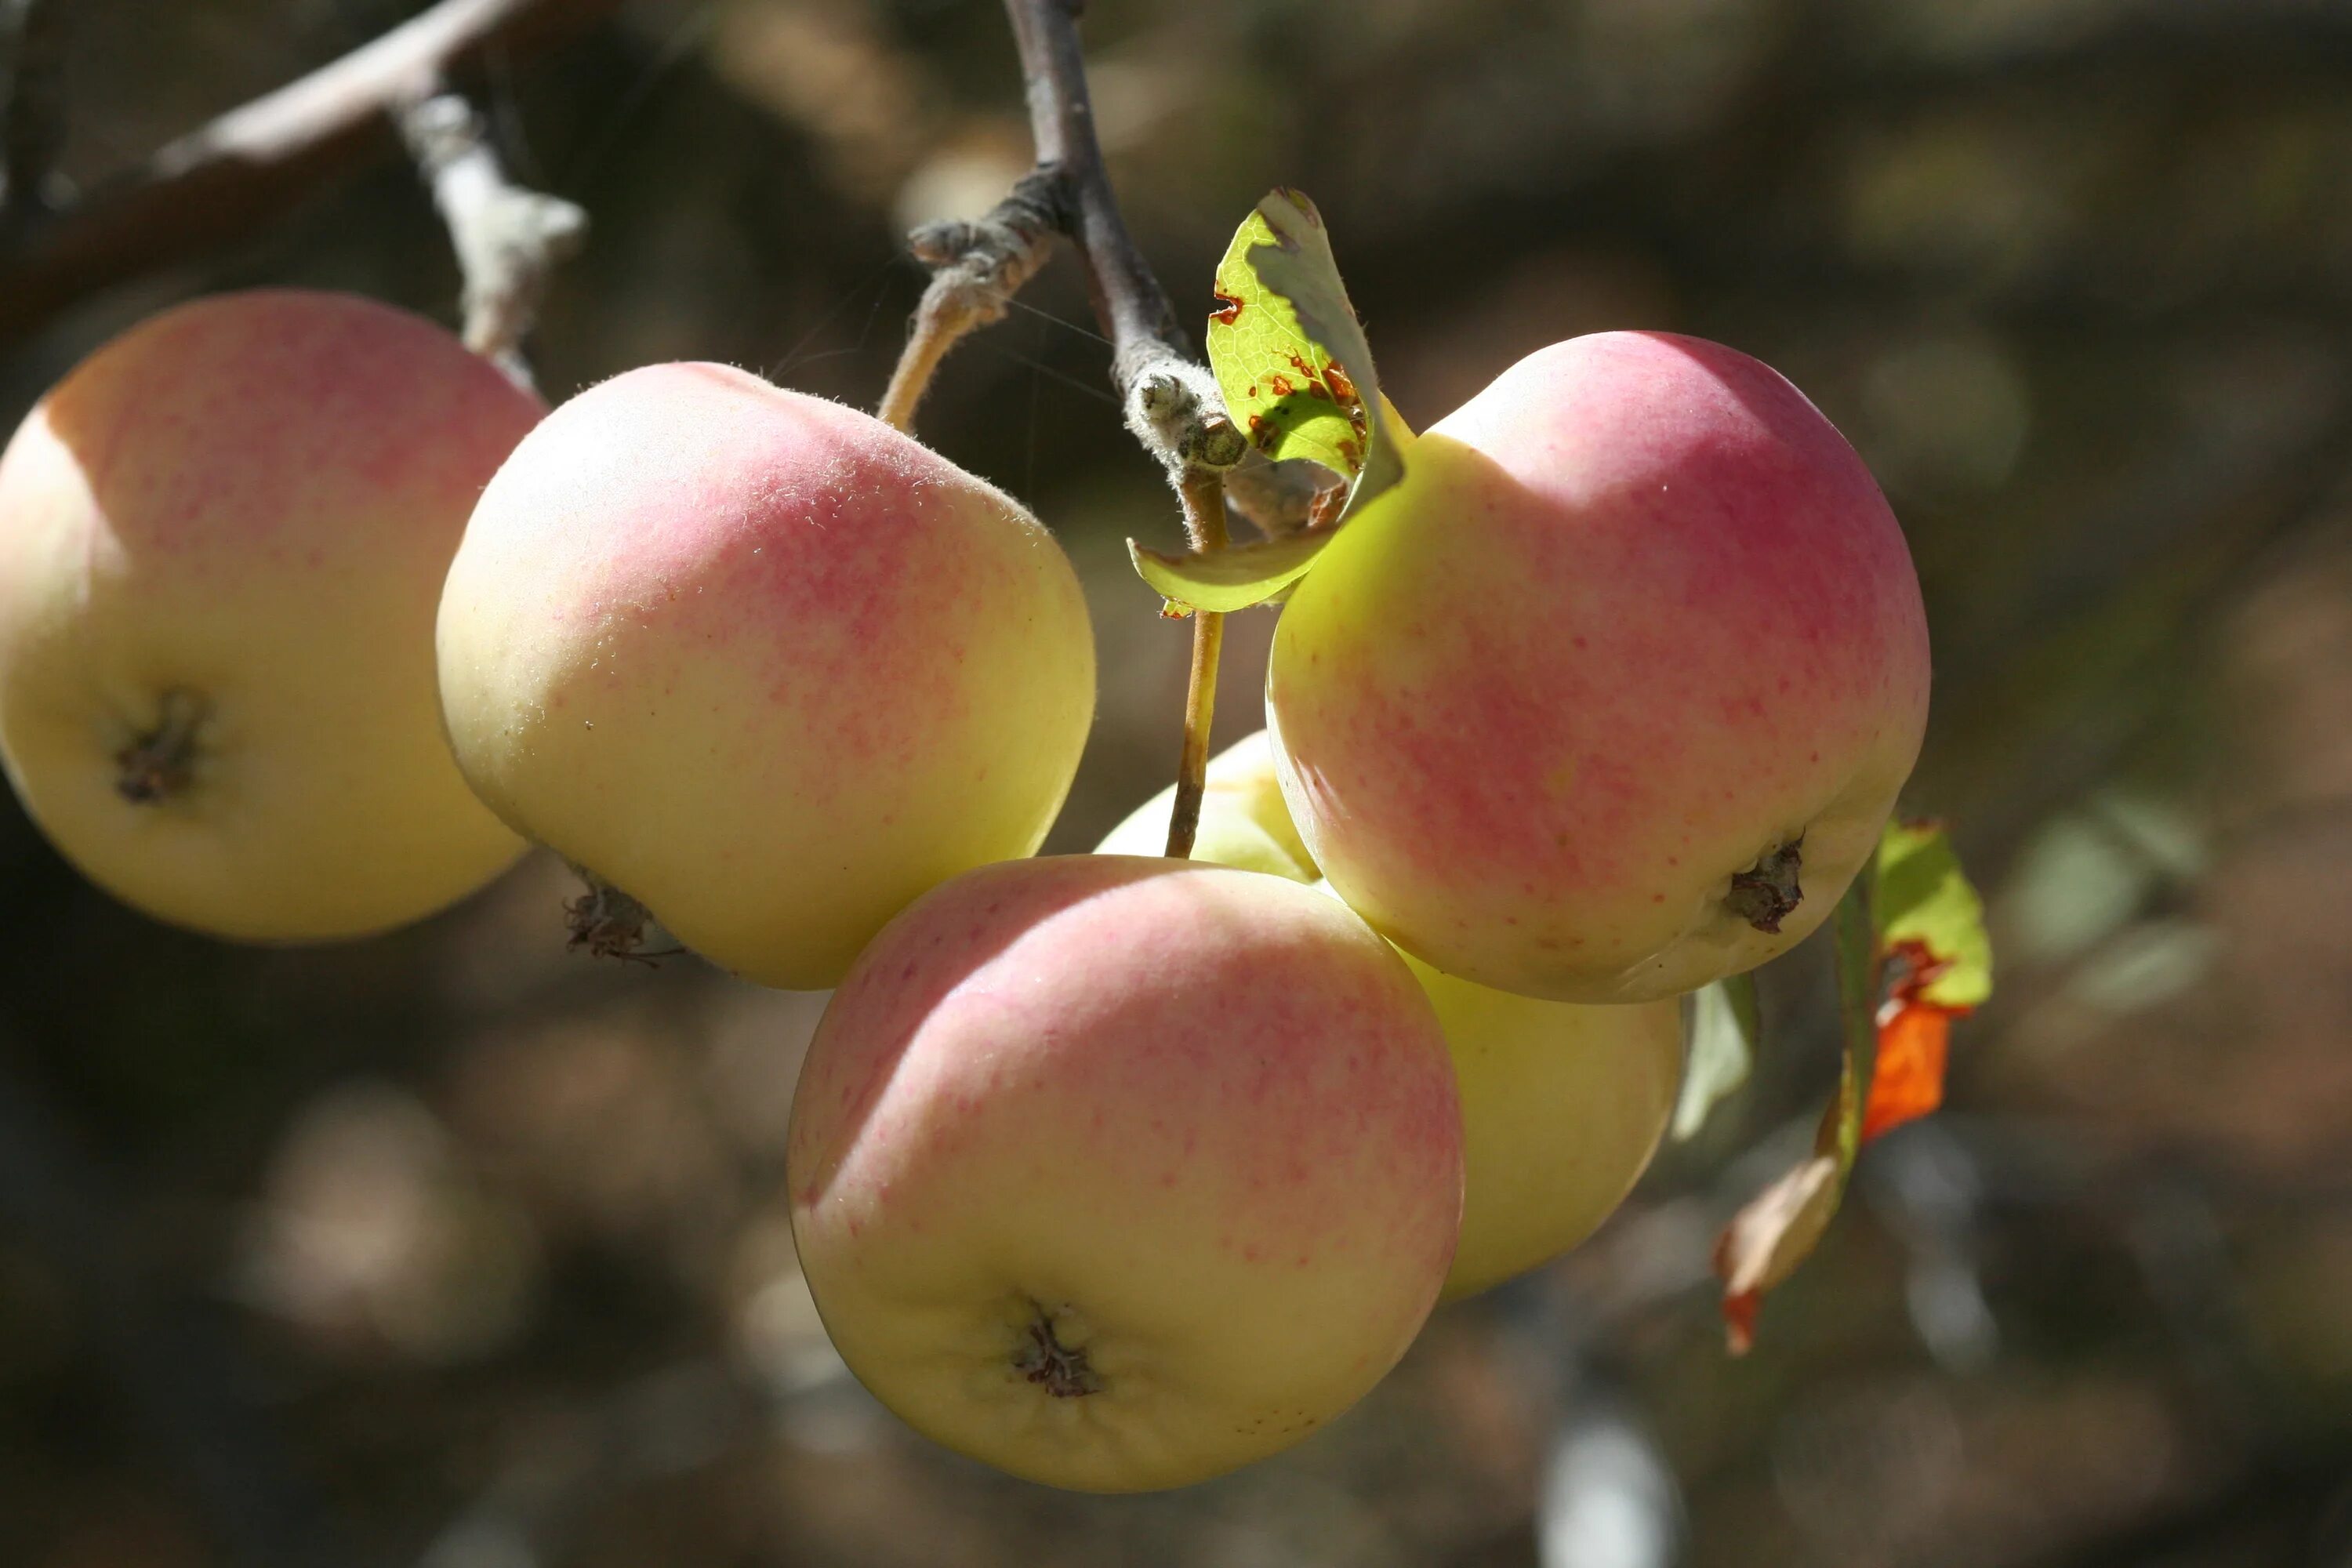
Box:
[877,165,1066,432]
[0,0,67,222]
[400,86,585,388]
[1001,0,1245,479]
[0,0,614,347]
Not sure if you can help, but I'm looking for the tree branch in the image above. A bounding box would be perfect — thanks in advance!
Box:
[0,0,67,222]
[400,86,585,389]
[877,165,1066,433]
[997,0,1243,861]
[1001,0,1243,478]
[0,0,614,348]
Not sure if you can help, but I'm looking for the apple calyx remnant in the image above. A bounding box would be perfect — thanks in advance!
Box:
[562,873,656,964]
[112,688,210,804]
[1012,1305,1102,1399]
[1727,838,1805,934]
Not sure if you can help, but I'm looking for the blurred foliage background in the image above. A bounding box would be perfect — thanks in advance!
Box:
[4,0,2351,1563]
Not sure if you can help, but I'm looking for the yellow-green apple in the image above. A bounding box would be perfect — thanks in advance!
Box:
[1267,331,1930,1003]
[0,290,539,939]
[1399,950,1679,1299]
[1098,735,1681,1298]
[436,363,1095,989]
[1092,730,1313,879]
[786,855,1463,1491]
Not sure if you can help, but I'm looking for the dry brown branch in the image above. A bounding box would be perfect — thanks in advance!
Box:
[877,165,1067,432]
[0,0,614,347]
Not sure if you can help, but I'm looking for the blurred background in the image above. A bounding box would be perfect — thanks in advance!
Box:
[4,0,2351,1563]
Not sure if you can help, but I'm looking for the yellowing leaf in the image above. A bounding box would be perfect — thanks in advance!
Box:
[1860,999,1954,1144]
[1128,531,1335,615]
[1204,190,1404,523]
[1874,819,1993,1009]
[1714,1154,1840,1356]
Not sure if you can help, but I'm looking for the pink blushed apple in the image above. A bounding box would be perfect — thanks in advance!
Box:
[0,290,539,939]
[1099,735,1684,1299]
[436,363,1096,989]
[1267,331,1930,1003]
[786,855,1464,1492]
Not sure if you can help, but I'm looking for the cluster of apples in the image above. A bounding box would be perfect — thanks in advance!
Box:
[0,292,1928,1493]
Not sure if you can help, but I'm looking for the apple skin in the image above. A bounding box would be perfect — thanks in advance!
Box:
[1098,733,1682,1299]
[436,362,1095,989]
[1402,951,1679,1300]
[1266,331,1930,1003]
[0,290,539,940]
[786,855,1463,1492]
[1092,730,1315,880]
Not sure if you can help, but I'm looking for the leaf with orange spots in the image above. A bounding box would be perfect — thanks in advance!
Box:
[1873,819,1992,1009]
[1132,191,1414,614]
[1203,190,1405,522]
[1860,820,1990,1143]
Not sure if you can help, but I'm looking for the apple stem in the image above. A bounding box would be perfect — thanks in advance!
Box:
[1164,469,1229,858]
[878,167,1066,434]
[113,688,209,804]
[1012,1304,1102,1399]
[1726,837,1805,933]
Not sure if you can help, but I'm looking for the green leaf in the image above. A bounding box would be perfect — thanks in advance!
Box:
[1671,975,1759,1142]
[1131,191,1410,615]
[1873,820,1994,1009]
[1204,189,1404,521]
[1128,530,1335,615]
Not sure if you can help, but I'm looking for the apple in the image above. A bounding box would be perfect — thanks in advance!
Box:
[1266,331,1930,1003]
[0,290,539,939]
[1092,729,1313,880]
[1098,732,1681,1298]
[436,363,1095,989]
[1400,949,1679,1300]
[786,855,1463,1492]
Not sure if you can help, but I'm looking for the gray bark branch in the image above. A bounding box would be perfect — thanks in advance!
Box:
[400,87,585,389]
[1000,0,1243,477]
[0,0,613,347]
